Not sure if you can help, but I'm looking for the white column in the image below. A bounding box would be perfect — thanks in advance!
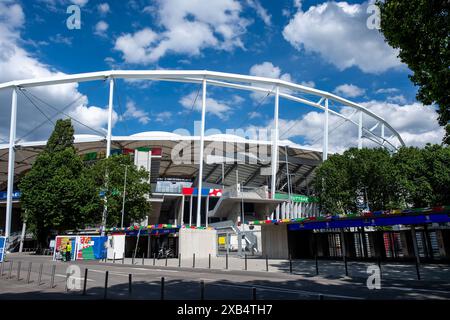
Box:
[196,78,207,227]
[281,202,286,219]
[205,195,210,228]
[180,195,185,225]
[358,111,363,149]
[275,204,280,220]
[323,98,329,161]
[299,203,303,218]
[5,88,17,239]
[106,77,114,157]
[189,195,193,226]
[270,86,280,199]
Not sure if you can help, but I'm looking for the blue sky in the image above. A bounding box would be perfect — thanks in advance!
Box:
[0,0,445,151]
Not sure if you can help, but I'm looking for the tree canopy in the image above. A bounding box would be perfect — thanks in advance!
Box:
[378,0,450,144]
[19,119,99,250]
[86,154,152,228]
[19,119,153,249]
[313,145,450,215]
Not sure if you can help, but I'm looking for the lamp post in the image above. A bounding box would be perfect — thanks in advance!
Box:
[121,165,128,229]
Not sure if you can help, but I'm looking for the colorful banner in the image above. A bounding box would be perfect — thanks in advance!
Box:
[76,236,107,260]
[0,237,5,263]
[182,188,223,197]
[53,236,77,261]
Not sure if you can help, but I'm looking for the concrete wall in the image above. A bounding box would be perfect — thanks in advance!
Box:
[179,228,217,258]
[261,224,289,259]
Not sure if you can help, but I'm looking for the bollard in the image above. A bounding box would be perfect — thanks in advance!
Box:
[208,254,211,269]
[17,261,22,281]
[0,259,4,277]
[343,255,348,277]
[37,263,43,286]
[82,268,88,296]
[142,253,145,266]
[318,294,324,300]
[178,253,181,267]
[153,253,156,266]
[122,251,125,264]
[289,255,293,274]
[132,255,135,265]
[200,280,205,300]
[377,257,382,279]
[226,253,228,270]
[65,272,70,292]
[315,254,319,275]
[265,255,269,272]
[244,254,247,271]
[113,252,116,263]
[160,277,165,300]
[50,265,56,288]
[415,259,421,281]
[104,271,109,300]
[193,253,195,268]
[128,274,132,296]
[8,261,13,279]
[165,255,168,267]
[252,287,257,300]
[26,262,32,283]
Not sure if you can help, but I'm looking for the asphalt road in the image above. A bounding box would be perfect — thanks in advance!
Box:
[1,254,449,300]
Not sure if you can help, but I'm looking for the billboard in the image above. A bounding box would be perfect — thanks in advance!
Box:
[0,237,5,263]
[76,236,107,260]
[53,236,77,261]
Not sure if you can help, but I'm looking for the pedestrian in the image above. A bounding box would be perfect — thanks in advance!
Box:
[66,242,72,262]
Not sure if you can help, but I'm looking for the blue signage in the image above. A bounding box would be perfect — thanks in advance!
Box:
[0,237,5,262]
[0,191,21,201]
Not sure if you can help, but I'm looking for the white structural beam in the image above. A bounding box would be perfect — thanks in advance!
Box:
[106,77,114,157]
[271,86,280,199]
[0,70,405,147]
[5,88,17,239]
[323,99,329,161]
[358,111,363,149]
[196,78,207,227]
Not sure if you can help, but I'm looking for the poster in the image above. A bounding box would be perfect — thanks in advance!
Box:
[53,236,77,261]
[76,236,107,260]
[0,237,6,263]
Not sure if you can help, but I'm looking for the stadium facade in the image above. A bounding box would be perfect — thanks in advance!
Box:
[1,70,449,261]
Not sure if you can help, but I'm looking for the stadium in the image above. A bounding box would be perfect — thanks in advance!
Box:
[1,70,449,262]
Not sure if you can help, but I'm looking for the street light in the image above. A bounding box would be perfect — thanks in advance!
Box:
[121,165,128,228]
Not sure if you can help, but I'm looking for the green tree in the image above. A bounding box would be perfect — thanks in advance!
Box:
[19,119,99,251]
[378,0,450,144]
[86,154,152,228]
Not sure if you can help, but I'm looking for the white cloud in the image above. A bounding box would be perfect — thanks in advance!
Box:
[0,2,113,141]
[249,62,292,102]
[375,87,399,94]
[282,1,402,73]
[386,95,407,105]
[246,0,271,26]
[114,0,249,64]
[250,100,443,152]
[97,3,110,15]
[179,91,232,120]
[300,81,315,88]
[334,84,366,98]
[122,100,150,124]
[70,0,89,6]
[94,21,109,37]
[155,111,172,123]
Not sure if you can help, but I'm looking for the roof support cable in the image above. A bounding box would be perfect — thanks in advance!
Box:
[16,81,105,142]
[20,88,106,137]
